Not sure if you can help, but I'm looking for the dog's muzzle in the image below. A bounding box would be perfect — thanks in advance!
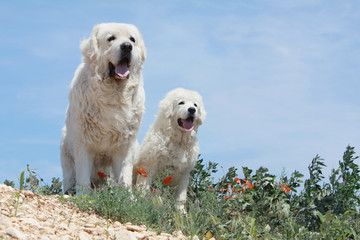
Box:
[178,107,196,131]
[109,42,132,79]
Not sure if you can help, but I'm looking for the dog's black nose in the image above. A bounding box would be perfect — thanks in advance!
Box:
[121,42,132,52]
[188,107,196,114]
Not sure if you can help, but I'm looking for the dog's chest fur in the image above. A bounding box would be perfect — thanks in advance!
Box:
[154,132,197,172]
[72,75,143,150]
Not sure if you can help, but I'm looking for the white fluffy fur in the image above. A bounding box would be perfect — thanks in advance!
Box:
[60,23,146,194]
[135,88,206,211]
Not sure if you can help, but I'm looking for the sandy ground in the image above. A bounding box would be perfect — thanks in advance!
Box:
[0,184,190,240]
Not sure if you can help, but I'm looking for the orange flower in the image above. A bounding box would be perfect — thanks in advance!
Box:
[234,188,241,193]
[234,177,240,183]
[225,195,232,199]
[243,180,254,189]
[136,166,144,174]
[97,171,106,179]
[281,184,291,193]
[208,185,215,192]
[136,166,148,177]
[164,176,172,185]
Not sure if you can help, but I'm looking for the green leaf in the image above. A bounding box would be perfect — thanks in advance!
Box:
[250,218,256,237]
[19,170,25,190]
[316,211,325,223]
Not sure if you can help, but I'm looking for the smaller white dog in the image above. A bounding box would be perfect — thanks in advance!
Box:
[135,88,206,211]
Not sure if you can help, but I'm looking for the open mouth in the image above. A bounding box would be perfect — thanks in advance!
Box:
[109,58,130,79]
[177,117,194,131]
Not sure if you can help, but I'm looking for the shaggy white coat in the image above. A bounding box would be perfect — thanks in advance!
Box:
[60,23,146,194]
[135,88,206,211]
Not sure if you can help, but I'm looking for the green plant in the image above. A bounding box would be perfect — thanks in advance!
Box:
[296,155,327,230]
[316,210,359,239]
[40,177,63,195]
[3,179,15,188]
[329,146,360,214]
[9,165,63,217]
[71,176,178,234]
[13,191,22,217]
[13,169,26,217]
[188,156,218,200]
[64,146,360,239]
[13,164,63,195]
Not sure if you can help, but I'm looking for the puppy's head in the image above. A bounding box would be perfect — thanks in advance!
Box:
[159,88,206,132]
[80,23,146,80]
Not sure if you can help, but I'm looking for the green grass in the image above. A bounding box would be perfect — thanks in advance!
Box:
[4,145,360,239]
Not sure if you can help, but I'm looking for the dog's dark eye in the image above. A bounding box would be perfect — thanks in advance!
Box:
[178,101,185,105]
[129,36,136,43]
[194,103,198,107]
[108,36,116,42]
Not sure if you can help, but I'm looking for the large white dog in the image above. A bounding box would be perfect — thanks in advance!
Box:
[60,23,146,194]
[135,88,206,211]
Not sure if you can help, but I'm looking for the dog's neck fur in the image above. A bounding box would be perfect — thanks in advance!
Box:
[88,64,143,104]
[71,62,144,148]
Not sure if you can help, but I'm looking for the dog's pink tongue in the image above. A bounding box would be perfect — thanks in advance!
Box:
[115,63,129,78]
[181,119,194,131]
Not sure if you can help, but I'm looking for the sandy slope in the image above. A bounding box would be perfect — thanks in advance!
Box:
[0,184,188,240]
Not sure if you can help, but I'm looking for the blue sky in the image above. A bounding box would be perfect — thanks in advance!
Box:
[0,1,359,186]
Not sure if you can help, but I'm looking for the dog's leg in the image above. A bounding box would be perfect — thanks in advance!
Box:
[60,127,76,194]
[60,148,75,193]
[175,172,191,213]
[112,147,134,188]
[74,145,93,195]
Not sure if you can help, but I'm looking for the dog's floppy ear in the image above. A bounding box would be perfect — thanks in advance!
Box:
[159,94,174,119]
[80,25,100,61]
[130,24,146,62]
[197,96,207,125]
[198,104,207,125]
[138,33,146,62]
